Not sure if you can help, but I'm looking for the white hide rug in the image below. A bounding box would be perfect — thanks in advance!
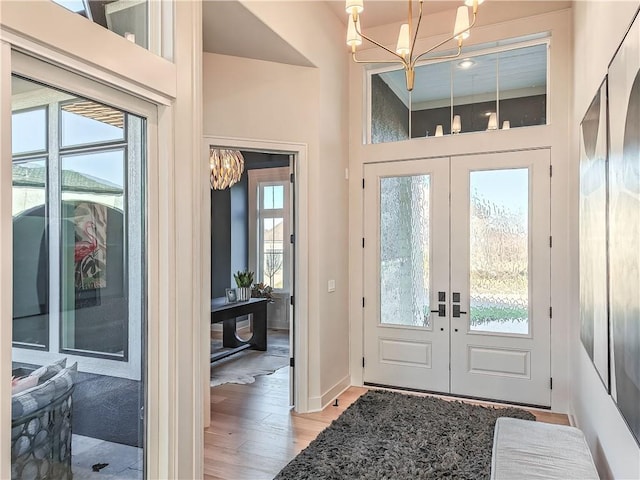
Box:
[210,344,289,387]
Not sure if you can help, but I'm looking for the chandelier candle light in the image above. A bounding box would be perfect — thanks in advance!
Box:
[346,0,483,91]
[210,148,245,190]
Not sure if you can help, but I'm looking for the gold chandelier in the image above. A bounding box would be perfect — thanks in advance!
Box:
[210,148,245,190]
[346,0,483,91]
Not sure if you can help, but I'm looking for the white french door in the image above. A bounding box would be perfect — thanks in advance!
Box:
[363,149,551,407]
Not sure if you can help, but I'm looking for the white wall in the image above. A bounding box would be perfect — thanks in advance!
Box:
[571,2,640,478]
[204,0,351,410]
[348,6,573,412]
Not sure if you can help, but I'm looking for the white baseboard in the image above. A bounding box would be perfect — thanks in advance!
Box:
[308,375,351,412]
[568,413,578,428]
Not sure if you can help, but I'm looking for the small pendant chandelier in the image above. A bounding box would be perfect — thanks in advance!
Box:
[210,148,245,190]
[346,0,483,91]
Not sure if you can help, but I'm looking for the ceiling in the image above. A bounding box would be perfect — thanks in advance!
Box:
[325,0,461,27]
[202,1,313,67]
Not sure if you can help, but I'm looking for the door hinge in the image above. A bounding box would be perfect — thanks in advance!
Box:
[549,306,553,318]
[550,165,553,177]
[290,296,294,306]
[290,172,295,183]
[362,178,365,189]
[290,234,295,244]
[362,238,365,248]
[290,357,295,368]
[550,377,553,390]
[362,297,365,308]
[362,357,365,368]
[549,236,553,248]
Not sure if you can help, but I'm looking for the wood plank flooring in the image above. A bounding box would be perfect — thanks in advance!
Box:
[205,368,569,480]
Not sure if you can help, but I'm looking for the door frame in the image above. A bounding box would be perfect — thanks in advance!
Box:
[362,158,451,393]
[357,148,555,407]
[3,49,163,478]
[202,135,310,415]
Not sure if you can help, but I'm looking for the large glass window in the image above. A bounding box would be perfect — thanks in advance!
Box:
[371,39,548,143]
[11,75,145,479]
[258,183,287,289]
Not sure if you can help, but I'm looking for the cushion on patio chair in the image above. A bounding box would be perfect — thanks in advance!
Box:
[11,362,77,480]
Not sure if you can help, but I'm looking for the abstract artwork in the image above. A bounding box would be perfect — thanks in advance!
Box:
[579,79,610,390]
[607,12,640,446]
[73,202,107,290]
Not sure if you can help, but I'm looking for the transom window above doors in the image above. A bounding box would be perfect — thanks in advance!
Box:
[368,34,549,144]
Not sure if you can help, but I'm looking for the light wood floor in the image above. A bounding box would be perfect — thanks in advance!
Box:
[205,368,569,480]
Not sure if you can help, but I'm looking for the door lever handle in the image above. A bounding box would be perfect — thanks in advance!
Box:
[452,305,467,317]
[430,304,446,317]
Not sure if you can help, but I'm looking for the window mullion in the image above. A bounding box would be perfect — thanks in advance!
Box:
[48,101,61,354]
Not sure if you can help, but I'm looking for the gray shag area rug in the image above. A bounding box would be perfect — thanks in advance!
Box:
[275,390,535,479]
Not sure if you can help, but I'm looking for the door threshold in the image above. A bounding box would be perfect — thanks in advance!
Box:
[363,382,551,411]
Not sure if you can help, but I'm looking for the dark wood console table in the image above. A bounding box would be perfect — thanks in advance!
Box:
[210,297,268,363]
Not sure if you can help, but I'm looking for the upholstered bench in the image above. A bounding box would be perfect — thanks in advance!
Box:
[491,417,599,480]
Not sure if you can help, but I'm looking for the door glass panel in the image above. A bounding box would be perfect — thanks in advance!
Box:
[263,185,284,210]
[12,107,47,155]
[60,150,126,356]
[379,175,431,328]
[262,217,284,288]
[13,159,49,348]
[469,168,529,334]
[11,75,145,479]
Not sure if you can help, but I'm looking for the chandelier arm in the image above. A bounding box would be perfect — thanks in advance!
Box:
[410,12,477,67]
[412,45,463,67]
[354,20,406,62]
[413,47,462,67]
[351,51,408,67]
[409,0,424,64]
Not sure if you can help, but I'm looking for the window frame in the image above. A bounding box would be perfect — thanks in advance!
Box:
[10,76,143,379]
[248,167,291,293]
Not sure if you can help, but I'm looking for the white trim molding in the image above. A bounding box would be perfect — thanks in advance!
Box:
[0,40,14,480]
[203,135,311,414]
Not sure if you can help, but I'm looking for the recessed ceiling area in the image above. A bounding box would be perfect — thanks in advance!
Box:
[326,0,460,27]
[202,1,314,67]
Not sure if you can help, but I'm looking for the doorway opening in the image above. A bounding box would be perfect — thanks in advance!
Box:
[209,149,296,406]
